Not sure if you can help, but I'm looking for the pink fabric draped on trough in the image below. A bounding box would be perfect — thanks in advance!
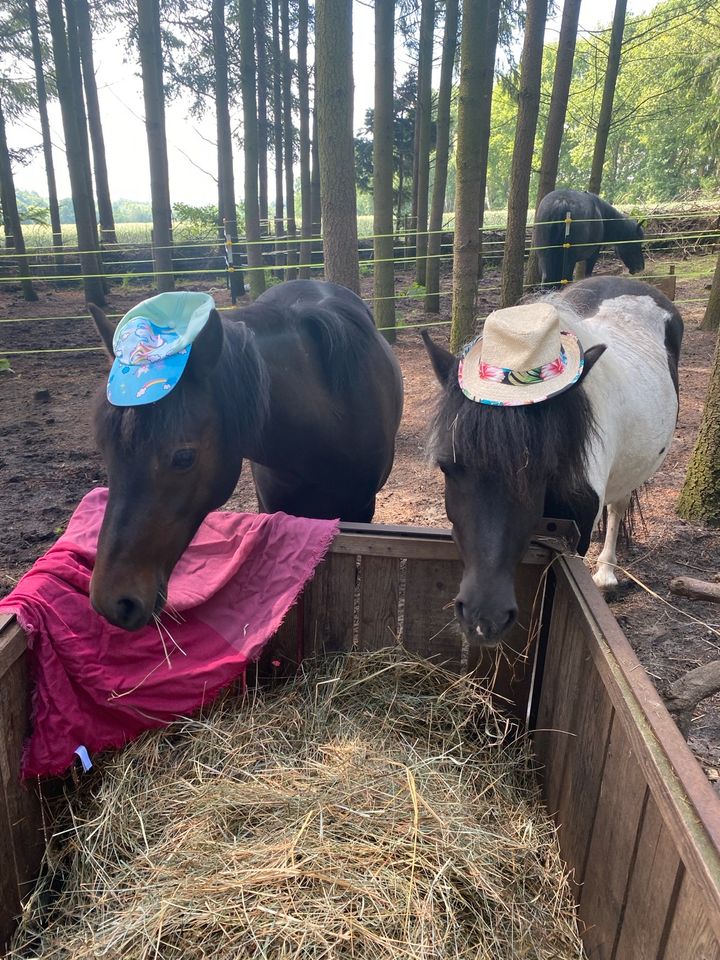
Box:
[0,488,338,779]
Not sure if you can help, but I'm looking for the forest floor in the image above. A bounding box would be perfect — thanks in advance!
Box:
[1,253,719,781]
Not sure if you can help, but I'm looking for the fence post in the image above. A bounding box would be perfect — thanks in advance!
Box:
[560,210,573,285]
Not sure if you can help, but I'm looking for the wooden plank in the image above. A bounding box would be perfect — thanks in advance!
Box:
[330,531,553,564]
[555,556,720,944]
[614,793,682,960]
[256,602,300,678]
[579,720,649,959]
[661,870,720,960]
[0,618,27,681]
[0,652,44,952]
[402,557,464,671]
[535,583,588,815]
[302,553,357,657]
[357,556,400,651]
[554,636,615,897]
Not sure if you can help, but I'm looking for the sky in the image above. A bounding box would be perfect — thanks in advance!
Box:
[8,0,658,207]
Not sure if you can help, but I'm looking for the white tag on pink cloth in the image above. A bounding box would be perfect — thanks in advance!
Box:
[0,487,338,779]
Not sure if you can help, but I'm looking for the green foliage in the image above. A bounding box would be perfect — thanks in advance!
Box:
[461,0,720,207]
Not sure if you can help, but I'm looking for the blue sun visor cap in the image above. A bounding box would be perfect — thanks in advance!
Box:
[106,292,216,406]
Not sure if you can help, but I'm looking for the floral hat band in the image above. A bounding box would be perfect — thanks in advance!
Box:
[458,302,585,407]
[479,344,569,387]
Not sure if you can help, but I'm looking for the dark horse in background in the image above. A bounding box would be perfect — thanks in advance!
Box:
[89,279,404,631]
[423,276,682,649]
[533,189,645,287]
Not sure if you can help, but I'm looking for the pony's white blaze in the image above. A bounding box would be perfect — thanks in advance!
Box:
[555,294,679,588]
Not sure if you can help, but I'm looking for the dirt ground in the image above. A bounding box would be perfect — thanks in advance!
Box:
[1,257,719,779]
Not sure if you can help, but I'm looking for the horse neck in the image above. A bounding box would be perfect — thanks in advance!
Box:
[596,197,633,240]
[220,318,271,462]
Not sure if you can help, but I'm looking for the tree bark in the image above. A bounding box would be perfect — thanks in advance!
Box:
[213,0,246,301]
[238,0,267,298]
[450,0,489,351]
[63,0,100,254]
[315,0,360,294]
[526,0,582,286]
[271,0,284,267]
[700,247,720,332]
[669,577,720,603]
[425,0,458,313]
[665,661,720,739]
[373,0,395,339]
[46,0,105,304]
[297,0,312,279]
[500,0,549,308]
[75,0,117,244]
[310,100,321,268]
[587,0,627,195]
[136,0,174,292]
[27,0,63,259]
[677,327,720,524]
[280,0,298,279]
[414,0,435,287]
[476,0,500,279]
[255,0,270,233]
[0,100,38,301]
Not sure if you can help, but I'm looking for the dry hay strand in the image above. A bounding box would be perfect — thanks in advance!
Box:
[10,649,584,960]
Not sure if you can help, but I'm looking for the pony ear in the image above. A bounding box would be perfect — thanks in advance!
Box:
[88,303,116,359]
[578,343,606,383]
[187,308,224,377]
[421,330,456,386]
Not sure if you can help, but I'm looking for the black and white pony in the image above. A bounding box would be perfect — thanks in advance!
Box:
[423,276,682,647]
[533,189,645,288]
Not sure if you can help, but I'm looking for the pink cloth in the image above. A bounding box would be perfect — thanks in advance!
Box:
[0,488,338,779]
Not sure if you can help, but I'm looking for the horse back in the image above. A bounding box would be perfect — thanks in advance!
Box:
[557,277,682,503]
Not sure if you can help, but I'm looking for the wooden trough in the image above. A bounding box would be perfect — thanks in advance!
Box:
[1,521,719,958]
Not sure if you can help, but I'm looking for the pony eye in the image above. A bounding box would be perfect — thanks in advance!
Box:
[171,448,196,471]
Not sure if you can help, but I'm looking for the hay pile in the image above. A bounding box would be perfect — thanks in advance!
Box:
[11,650,584,959]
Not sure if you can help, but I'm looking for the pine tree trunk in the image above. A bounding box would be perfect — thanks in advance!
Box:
[450,0,488,351]
[63,0,100,255]
[297,0,312,279]
[374,0,395,339]
[271,0,284,270]
[27,0,63,261]
[315,0,360,294]
[280,0,298,279]
[0,102,38,301]
[213,0,246,301]
[47,0,105,304]
[500,0,548,308]
[136,0,174,292]
[476,0,500,279]
[700,249,720,332]
[526,0,582,286]
[425,0,458,313]
[237,0,266,298]
[415,0,435,287]
[677,328,720,523]
[310,102,321,268]
[75,0,117,244]
[588,0,627,195]
[255,0,270,233]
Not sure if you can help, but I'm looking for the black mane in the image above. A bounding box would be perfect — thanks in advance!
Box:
[431,361,598,504]
[95,318,269,454]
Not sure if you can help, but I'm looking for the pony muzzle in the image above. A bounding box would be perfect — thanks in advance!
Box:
[90,572,167,632]
[453,597,518,647]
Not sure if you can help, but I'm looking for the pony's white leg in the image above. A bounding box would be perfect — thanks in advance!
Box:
[593,495,632,591]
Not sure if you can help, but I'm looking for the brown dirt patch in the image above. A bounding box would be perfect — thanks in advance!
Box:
[1,258,719,777]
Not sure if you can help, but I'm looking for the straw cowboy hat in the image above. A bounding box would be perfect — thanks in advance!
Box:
[458,302,585,406]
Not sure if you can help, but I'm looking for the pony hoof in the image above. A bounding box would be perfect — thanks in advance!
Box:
[593,567,619,592]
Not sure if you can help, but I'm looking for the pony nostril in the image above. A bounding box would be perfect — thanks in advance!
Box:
[454,599,466,624]
[503,607,518,633]
[116,595,144,628]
